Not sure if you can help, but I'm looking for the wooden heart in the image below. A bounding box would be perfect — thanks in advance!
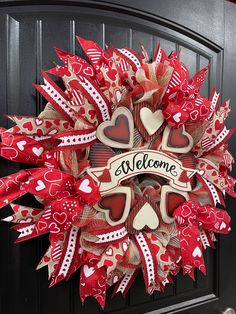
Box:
[162,125,193,153]
[100,193,126,221]
[160,185,189,224]
[97,107,134,149]
[95,186,131,226]
[140,107,164,136]
[133,202,159,231]
[104,115,129,143]
[133,102,165,142]
[125,196,159,233]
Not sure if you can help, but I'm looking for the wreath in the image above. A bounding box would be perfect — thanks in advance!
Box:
[0,37,235,308]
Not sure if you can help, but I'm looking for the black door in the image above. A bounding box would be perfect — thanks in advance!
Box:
[0,1,236,313]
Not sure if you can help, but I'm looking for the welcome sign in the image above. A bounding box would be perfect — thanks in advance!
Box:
[87,150,196,192]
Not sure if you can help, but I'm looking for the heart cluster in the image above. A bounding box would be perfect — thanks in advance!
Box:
[0,36,235,309]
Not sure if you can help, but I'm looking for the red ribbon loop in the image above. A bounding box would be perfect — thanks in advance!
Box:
[173,200,231,278]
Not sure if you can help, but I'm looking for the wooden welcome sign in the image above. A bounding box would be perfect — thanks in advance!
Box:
[87,150,196,192]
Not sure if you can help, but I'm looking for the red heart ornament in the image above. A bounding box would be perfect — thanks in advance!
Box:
[160,185,189,224]
[99,193,127,221]
[95,186,131,226]
[98,169,111,182]
[97,107,134,149]
[168,126,191,147]
[104,115,130,144]
[162,125,193,153]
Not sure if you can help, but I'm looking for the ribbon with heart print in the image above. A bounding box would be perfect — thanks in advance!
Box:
[154,46,212,128]
[1,171,101,290]
[173,200,231,278]
[0,168,100,213]
[133,231,174,293]
[0,36,235,309]
[80,265,107,308]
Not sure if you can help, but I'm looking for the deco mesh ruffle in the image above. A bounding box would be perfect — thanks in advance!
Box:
[0,37,235,308]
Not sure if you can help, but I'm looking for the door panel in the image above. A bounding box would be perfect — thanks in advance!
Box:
[0,1,235,314]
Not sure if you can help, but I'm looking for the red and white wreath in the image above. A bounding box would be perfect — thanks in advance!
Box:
[0,37,235,308]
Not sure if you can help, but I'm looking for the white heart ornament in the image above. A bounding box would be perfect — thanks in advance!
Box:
[78,179,92,193]
[192,246,202,258]
[133,202,159,230]
[140,108,164,136]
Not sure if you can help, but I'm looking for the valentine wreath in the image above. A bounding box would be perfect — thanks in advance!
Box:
[0,37,235,308]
